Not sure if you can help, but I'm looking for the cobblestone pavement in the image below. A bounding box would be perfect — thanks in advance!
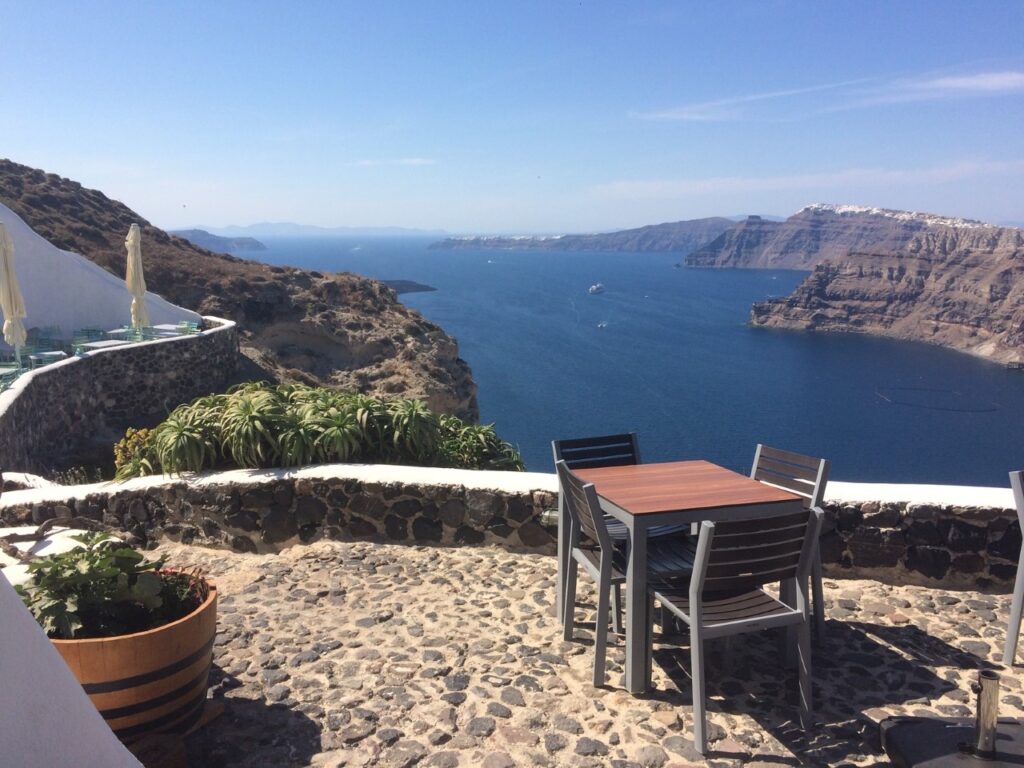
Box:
[161,540,1024,768]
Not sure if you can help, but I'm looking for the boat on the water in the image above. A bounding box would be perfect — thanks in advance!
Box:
[588,283,605,294]
[597,321,608,329]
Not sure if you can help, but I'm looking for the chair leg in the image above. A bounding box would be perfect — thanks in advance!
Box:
[593,576,611,687]
[797,618,813,729]
[811,550,826,641]
[563,558,579,641]
[612,583,624,634]
[1004,558,1024,664]
[645,592,655,686]
[691,632,708,755]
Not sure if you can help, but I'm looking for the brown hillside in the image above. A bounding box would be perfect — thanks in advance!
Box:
[0,159,478,419]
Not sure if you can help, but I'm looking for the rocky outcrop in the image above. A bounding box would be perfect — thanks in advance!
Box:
[0,159,478,420]
[751,226,1024,362]
[433,217,734,253]
[169,228,267,253]
[688,205,1024,362]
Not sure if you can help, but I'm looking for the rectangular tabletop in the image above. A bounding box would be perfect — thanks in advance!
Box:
[575,460,799,517]
[79,339,130,350]
[569,459,803,693]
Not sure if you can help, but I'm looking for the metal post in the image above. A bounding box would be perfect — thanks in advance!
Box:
[974,669,1000,758]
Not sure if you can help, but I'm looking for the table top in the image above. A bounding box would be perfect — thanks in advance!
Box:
[574,459,800,516]
[152,323,182,331]
[80,339,129,349]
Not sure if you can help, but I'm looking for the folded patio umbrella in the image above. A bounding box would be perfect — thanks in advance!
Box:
[125,223,150,329]
[0,223,27,366]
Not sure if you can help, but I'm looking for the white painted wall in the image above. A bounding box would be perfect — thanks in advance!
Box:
[0,569,142,767]
[0,203,200,345]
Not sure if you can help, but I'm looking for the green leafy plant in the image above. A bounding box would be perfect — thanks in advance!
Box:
[112,382,524,478]
[15,532,207,639]
[113,427,159,481]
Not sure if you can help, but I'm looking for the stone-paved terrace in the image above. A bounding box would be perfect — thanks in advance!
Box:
[163,540,1024,768]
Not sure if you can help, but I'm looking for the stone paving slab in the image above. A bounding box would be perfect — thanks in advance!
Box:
[158,540,1024,767]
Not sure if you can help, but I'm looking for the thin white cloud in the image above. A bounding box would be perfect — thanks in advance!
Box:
[355,158,436,167]
[918,71,1024,93]
[638,69,1024,122]
[589,160,1024,201]
[634,78,873,121]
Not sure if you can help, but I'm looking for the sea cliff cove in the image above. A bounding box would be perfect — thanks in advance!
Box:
[2,4,1024,768]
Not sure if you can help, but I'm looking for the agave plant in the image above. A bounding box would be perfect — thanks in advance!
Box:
[219,389,284,468]
[114,382,525,477]
[314,405,363,462]
[277,403,321,466]
[151,410,219,474]
[388,398,440,464]
[342,393,391,459]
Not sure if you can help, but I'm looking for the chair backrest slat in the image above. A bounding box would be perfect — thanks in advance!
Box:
[555,461,612,552]
[751,444,830,509]
[695,508,815,596]
[553,433,640,471]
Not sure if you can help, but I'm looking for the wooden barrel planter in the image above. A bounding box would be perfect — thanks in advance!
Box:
[52,579,217,743]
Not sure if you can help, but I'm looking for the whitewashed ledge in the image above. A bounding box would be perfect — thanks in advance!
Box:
[0,466,1019,586]
[825,481,1014,509]
[0,465,560,508]
[0,466,1013,510]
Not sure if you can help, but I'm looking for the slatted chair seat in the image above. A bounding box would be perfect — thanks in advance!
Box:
[651,586,800,630]
[646,506,823,755]
[574,544,628,583]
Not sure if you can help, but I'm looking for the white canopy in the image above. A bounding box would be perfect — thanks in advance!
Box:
[0,204,199,346]
[0,223,27,353]
[125,223,150,329]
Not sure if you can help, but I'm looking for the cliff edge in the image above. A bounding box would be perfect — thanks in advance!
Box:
[692,205,1024,363]
[0,159,478,420]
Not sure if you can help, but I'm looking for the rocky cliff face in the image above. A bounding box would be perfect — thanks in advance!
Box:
[686,206,1001,269]
[731,206,1024,362]
[433,217,735,253]
[0,159,478,419]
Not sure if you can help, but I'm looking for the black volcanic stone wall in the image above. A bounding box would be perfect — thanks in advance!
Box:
[0,318,238,473]
[820,500,1020,586]
[0,467,1016,586]
[0,474,558,554]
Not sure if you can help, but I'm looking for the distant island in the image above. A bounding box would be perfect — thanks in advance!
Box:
[382,280,436,295]
[430,217,735,254]
[170,228,267,253]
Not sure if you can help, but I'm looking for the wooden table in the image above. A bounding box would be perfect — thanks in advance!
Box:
[566,460,803,693]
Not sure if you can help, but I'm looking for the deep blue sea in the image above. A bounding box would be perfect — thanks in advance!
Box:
[249,235,1024,486]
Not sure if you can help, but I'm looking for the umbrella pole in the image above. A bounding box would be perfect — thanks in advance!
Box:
[14,345,21,369]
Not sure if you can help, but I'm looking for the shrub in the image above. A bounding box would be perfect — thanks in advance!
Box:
[113,382,524,478]
[15,532,207,639]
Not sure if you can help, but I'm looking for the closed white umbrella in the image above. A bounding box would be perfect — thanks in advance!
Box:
[0,223,27,366]
[125,223,150,329]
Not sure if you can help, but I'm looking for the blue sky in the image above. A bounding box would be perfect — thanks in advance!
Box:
[2,1,1023,233]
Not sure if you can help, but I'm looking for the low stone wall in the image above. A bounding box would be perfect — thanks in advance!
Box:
[0,465,559,555]
[0,317,238,474]
[821,498,1019,588]
[0,466,1018,588]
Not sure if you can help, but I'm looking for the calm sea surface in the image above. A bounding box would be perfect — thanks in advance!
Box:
[250,236,1024,485]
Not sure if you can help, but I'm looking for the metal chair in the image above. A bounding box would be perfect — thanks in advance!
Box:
[557,460,697,687]
[553,433,690,627]
[1003,470,1024,664]
[648,506,823,754]
[751,444,830,638]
